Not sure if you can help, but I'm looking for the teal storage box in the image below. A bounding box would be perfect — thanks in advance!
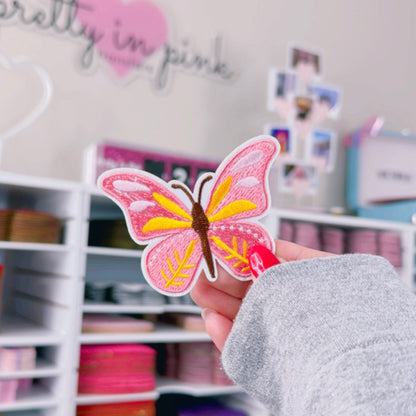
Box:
[357,200,416,224]
[346,126,416,223]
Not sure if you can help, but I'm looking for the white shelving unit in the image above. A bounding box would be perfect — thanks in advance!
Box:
[0,172,83,416]
[1,171,415,415]
[267,207,415,292]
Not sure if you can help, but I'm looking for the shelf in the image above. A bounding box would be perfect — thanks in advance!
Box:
[156,377,242,396]
[74,381,241,406]
[163,304,201,314]
[85,246,143,258]
[0,171,79,193]
[0,358,60,379]
[0,315,63,346]
[0,241,71,253]
[83,301,201,315]
[83,301,164,314]
[76,391,159,405]
[79,323,210,344]
[0,384,57,412]
[272,208,414,231]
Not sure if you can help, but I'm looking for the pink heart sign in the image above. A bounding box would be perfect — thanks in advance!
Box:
[75,0,168,77]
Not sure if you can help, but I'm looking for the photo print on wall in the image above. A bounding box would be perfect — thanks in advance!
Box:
[265,43,342,205]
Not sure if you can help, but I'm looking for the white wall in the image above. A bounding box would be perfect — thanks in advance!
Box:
[0,0,414,210]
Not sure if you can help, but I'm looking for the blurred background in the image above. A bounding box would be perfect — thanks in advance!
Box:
[0,0,414,208]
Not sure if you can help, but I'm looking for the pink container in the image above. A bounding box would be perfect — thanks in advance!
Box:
[78,344,156,395]
[0,379,18,403]
[0,348,19,371]
[0,263,4,330]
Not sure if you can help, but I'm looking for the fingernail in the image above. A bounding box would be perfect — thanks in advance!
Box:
[201,308,213,321]
[248,245,280,279]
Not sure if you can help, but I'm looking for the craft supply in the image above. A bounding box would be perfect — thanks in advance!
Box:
[98,136,279,296]
[177,342,212,384]
[0,346,36,371]
[0,210,12,240]
[321,227,345,254]
[164,343,178,378]
[8,209,61,243]
[84,282,112,302]
[112,283,166,306]
[163,313,206,332]
[165,342,232,386]
[293,222,320,250]
[378,231,402,268]
[77,400,156,415]
[81,314,154,333]
[0,263,3,329]
[78,344,156,394]
[279,220,293,241]
[110,282,143,304]
[346,229,378,255]
[0,379,18,403]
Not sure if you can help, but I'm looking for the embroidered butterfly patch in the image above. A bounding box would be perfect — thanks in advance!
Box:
[98,136,280,296]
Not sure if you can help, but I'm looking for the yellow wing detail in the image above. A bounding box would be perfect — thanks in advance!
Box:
[208,200,257,223]
[143,217,191,233]
[161,239,197,287]
[153,192,192,220]
[210,235,250,271]
[205,176,232,217]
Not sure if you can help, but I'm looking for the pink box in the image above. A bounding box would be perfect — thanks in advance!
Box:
[78,344,156,395]
[0,348,19,371]
[0,379,18,403]
[17,378,33,394]
[0,266,3,330]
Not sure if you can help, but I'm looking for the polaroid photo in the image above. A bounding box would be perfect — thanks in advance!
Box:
[288,43,322,86]
[308,84,341,121]
[306,129,337,172]
[294,96,314,121]
[279,160,318,195]
[264,124,296,158]
[267,67,298,114]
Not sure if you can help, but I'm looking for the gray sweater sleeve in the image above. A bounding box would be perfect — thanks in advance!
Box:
[221,254,416,416]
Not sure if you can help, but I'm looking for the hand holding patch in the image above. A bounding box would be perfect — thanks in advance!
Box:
[98,136,280,296]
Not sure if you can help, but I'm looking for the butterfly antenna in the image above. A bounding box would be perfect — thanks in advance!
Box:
[198,175,213,204]
[171,183,195,204]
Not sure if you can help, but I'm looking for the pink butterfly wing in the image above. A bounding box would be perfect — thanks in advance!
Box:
[98,169,193,243]
[203,136,279,221]
[209,220,274,280]
[142,229,204,296]
[201,136,279,280]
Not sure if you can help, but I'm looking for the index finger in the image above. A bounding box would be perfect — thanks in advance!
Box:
[275,239,334,262]
[190,262,252,320]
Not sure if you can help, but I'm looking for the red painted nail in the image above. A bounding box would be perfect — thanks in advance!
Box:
[248,245,280,279]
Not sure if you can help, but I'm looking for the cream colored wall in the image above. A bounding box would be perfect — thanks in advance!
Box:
[0,0,414,210]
